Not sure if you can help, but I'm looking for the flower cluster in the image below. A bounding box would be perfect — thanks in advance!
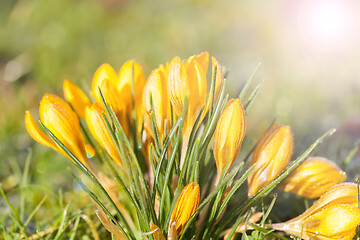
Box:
[25,53,359,240]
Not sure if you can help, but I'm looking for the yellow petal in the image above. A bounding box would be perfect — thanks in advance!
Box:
[91,63,118,103]
[170,182,200,235]
[63,79,91,119]
[214,99,246,177]
[212,56,224,102]
[143,68,169,136]
[118,60,145,135]
[279,157,346,199]
[118,60,145,104]
[185,56,207,108]
[275,204,360,240]
[287,183,358,223]
[248,123,294,198]
[305,204,360,237]
[272,182,360,240]
[39,94,88,164]
[98,79,130,137]
[193,52,209,74]
[25,110,57,150]
[167,56,190,116]
[85,103,123,167]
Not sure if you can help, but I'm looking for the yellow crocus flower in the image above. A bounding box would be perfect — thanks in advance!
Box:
[272,183,360,240]
[169,182,200,236]
[85,103,123,167]
[91,61,145,137]
[213,99,246,177]
[167,53,210,131]
[248,123,294,198]
[25,94,88,166]
[63,79,91,119]
[279,157,346,199]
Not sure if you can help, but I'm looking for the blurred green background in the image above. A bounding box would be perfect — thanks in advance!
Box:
[1,0,360,232]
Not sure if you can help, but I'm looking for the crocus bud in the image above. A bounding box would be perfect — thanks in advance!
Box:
[118,60,145,134]
[279,157,346,199]
[272,183,360,240]
[185,53,208,110]
[213,99,246,177]
[143,66,171,137]
[25,94,88,165]
[169,182,200,236]
[167,56,190,116]
[248,123,294,198]
[63,80,91,119]
[211,56,224,102]
[91,63,119,103]
[85,103,123,167]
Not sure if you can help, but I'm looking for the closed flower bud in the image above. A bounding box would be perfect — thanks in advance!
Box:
[248,123,294,198]
[118,60,145,134]
[185,53,208,110]
[170,182,200,235]
[63,80,91,119]
[25,94,88,165]
[91,63,119,104]
[85,103,123,167]
[272,183,360,240]
[279,157,346,199]
[214,99,246,177]
[143,66,171,137]
[211,56,224,102]
[167,56,190,117]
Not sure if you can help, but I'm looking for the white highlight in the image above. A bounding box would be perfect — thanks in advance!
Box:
[297,0,359,50]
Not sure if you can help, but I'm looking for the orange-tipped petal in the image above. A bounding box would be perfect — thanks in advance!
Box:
[279,157,346,199]
[248,123,294,198]
[167,57,190,116]
[25,110,57,150]
[39,94,88,164]
[85,103,123,167]
[214,99,246,177]
[63,79,91,119]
